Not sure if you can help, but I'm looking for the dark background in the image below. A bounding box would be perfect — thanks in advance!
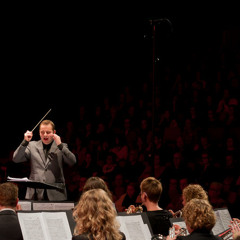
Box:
[1,7,135,156]
[1,5,240,157]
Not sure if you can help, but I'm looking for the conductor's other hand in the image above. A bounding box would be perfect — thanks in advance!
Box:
[52,133,62,146]
[24,130,33,142]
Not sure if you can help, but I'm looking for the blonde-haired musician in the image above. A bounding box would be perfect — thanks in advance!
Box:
[167,199,222,240]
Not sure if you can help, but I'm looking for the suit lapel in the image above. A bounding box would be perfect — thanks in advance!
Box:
[49,141,58,154]
[45,141,58,169]
[36,140,46,166]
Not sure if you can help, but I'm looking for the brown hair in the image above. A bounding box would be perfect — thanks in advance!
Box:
[40,120,55,131]
[82,177,113,201]
[140,177,163,203]
[183,198,216,231]
[0,182,18,208]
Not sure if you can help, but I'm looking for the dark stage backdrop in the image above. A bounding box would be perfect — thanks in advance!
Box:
[1,7,239,158]
[1,9,136,157]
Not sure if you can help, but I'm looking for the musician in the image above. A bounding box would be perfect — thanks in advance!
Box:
[12,120,77,201]
[231,218,240,240]
[82,176,113,201]
[72,188,126,240]
[0,182,23,240]
[182,183,209,206]
[169,183,209,218]
[167,199,222,240]
[140,176,173,236]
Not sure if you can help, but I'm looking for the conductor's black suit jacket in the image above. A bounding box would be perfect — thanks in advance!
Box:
[0,210,23,240]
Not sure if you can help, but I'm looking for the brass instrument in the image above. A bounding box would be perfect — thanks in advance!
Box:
[168,209,183,218]
[218,220,240,240]
[172,209,182,218]
[218,228,233,240]
[151,226,188,240]
[126,204,143,214]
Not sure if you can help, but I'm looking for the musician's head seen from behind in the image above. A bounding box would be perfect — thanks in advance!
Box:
[140,177,163,204]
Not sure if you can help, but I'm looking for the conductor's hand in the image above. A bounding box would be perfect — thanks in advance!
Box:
[52,133,62,146]
[24,130,33,142]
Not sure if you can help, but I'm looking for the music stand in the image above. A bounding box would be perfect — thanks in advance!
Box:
[117,212,153,236]
[7,178,64,200]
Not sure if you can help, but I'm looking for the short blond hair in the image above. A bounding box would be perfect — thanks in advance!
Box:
[140,177,163,203]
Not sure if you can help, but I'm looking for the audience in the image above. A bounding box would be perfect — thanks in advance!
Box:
[115,181,138,212]
[111,173,126,202]
[208,181,227,208]
[72,188,126,240]
[0,182,23,240]
[166,177,183,214]
[0,16,239,239]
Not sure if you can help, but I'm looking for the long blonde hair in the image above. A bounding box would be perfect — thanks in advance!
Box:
[73,188,122,240]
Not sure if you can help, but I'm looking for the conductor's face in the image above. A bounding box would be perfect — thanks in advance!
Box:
[39,124,55,145]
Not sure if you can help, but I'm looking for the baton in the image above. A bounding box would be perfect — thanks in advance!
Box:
[31,109,52,132]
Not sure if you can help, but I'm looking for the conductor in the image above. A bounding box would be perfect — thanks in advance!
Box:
[12,119,77,201]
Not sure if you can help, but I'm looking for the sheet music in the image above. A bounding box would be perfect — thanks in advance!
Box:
[18,212,72,240]
[42,212,72,240]
[212,208,232,235]
[217,209,232,230]
[7,176,30,182]
[33,202,74,211]
[18,212,48,240]
[117,215,152,240]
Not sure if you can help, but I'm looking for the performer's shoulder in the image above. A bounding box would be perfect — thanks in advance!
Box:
[29,140,41,146]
